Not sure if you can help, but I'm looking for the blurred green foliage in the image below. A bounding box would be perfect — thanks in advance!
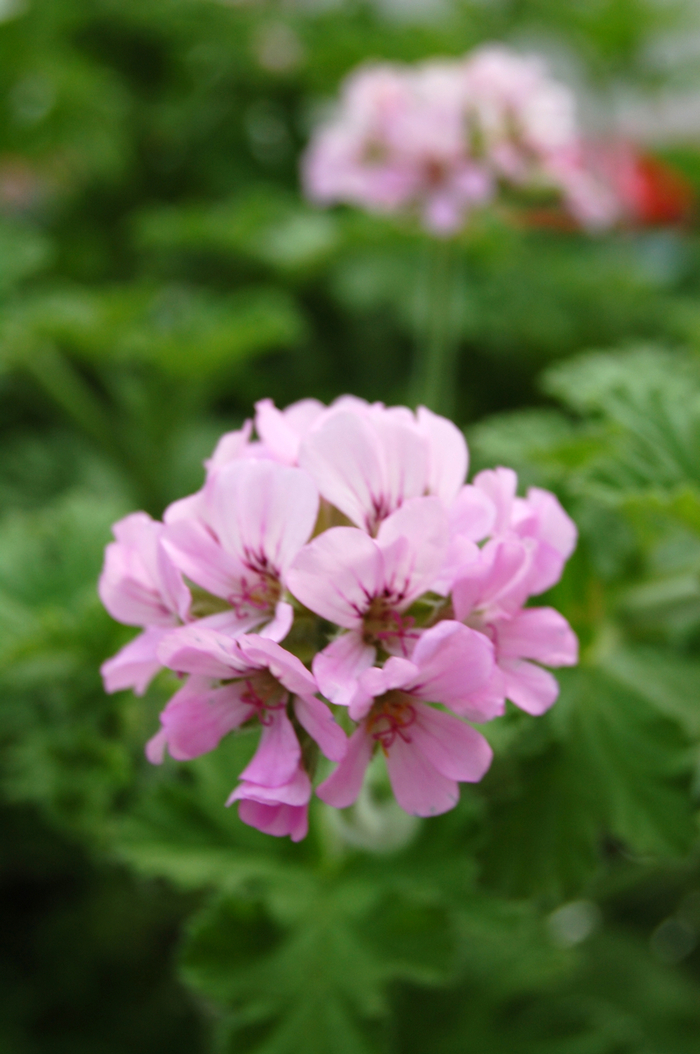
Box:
[2,0,700,1051]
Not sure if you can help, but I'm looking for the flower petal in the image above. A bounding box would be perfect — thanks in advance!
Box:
[239,709,301,787]
[416,405,468,503]
[236,800,309,841]
[473,467,518,534]
[287,527,382,628]
[158,625,255,679]
[239,636,318,698]
[410,702,493,782]
[497,607,578,667]
[313,632,377,708]
[101,625,170,695]
[229,764,312,807]
[501,658,560,715]
[408,621,497,719]
[206,460,319,578]
[157,679,251,760]
[293,695,347,762]
[315,726,373,808]
[377,496,449,605]
[385,735,460,817]
[162,518,248,601]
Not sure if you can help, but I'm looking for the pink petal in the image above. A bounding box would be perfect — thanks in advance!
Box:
[145,728,168,765]
[101,625,171,695]
[204,420,253,472]
[410,702,493,782]
[525,487,577,558]
[312,632,376,707]
[449,484,496,542]
[299,411,388,530]
[238,636,317,697]
[239,709,301,787]
[416,406,468,503]
[159,679,251,760]
[501,658,560,715]
[452,537,535,621]
[163,491,206,524]
[315,726,373,808]
[293,695,347,762]
[371,414,430,525]
[228,764,311,807]
[496,608,578,667]
[287,527,382,628]
[254,398,325,465]
[376,496,449,605]
[158,625,255,679]
[299,411,429,532]
[257,601,294,643]
[99,519,176,627]
[408,621,497,719]
[473,467,518,534]
[385,735,460,817]
[236,800,309,841]
[162,518,248,601]
[357,656,419,699]
[206,460,319,578]
[432,534,480,596]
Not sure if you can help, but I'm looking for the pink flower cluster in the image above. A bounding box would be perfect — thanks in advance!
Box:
[303,44,618,234]
[99,396,578,841]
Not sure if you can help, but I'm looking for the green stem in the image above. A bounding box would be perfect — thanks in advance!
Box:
[409,238,463,417]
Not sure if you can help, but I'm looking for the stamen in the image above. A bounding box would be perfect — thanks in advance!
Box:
[367,695,417,753]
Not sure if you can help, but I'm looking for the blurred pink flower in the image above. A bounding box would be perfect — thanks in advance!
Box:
[303,45,617,234]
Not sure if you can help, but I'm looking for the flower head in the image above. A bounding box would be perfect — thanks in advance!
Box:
[98,396,578,839]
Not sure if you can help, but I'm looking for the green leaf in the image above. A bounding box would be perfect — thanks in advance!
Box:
[480,662,696,898]
[1,283,307,378]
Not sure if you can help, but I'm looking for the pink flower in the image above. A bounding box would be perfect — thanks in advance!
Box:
[97,394,581,840]
[287,497,449,705]
[303,45,616,234]
[303,60,492,234]
[317,621,496,817]
[228,763,311,842]
[299,403,467,534]
[163,459,319,640]
[98,512,192,695]
[149,627,346,768]
[472,468,577,594]
[452,538,578,715]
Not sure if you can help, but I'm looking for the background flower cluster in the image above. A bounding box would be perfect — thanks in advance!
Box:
[304,44,618,233]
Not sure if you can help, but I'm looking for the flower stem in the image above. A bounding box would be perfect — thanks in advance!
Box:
[409,238,463,417]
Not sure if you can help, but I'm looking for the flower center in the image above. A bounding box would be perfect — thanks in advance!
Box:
[363,596,419,656]
[228,572,281,619]
[240,670,288,725]
[366,691,417,753]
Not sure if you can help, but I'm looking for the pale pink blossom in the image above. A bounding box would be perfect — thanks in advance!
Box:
[149,627,346,769]
[287,497,449,705]
[303,60,493,234]
[228,763,310,842]
[452,539,578,715]
[163,460,319,640]
[303,46,616,234]
[472,467,577,594]
[299,403,467,534]
[98,395,580,840]
[317,621,495,817]
[99,512,192,695]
